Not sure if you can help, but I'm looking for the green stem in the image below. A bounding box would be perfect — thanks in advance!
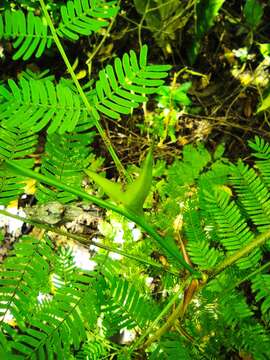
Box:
[221,260,270,297]
[0,209,179,277]
[38,0,127,179]
[141,277,199,350]
[129,279,189,352]
[5,160,197,275]
[209,229,270,278]
[132,229,270,351]
[143,297,184,349]
[86,0,120,77]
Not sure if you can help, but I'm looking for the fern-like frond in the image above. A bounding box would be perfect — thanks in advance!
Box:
[220,290,253,326]
[248,136,270,160]
[252,274,270,315]
[0,78,90,134]
[93,45,171,119]
[56,0,119,40]
[199,301,270,360]
[75,339,108,360]
[231,160,270,232]
[203,189,261,269]
[0,236,53,328]
[51,247,77,288]
[184,200,221,270]
[149,333,191,360]
[248,136,270,190]
[0,9,52,60]
[7,271,98,358]
[237,322,270,360]
[0,124,37,160]
[103,276,159,335]
[0,124,37,205]
[36,128,95,203]
[0,330,11,359]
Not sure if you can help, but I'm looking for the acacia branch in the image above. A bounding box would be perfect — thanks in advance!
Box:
[208,229,270,278]
[5,160,198,275]
[138,229,270,350]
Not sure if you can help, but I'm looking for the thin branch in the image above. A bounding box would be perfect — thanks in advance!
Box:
[0,209,180,277]
[142,278,199,350]
[4,160,198,275]
[135,228,270,350]
[38,0,127,179]
[209,229,270,278]
[129,278,190,352]
[86,0,121,77]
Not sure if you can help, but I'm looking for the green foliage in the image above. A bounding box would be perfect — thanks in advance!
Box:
[0,0,270,359]
[244,0,264,29]
[203,189,261,269]
[184,199,221,270]
[75,339,108,360]
[0,78,89,133]
[195,0,225,38]
[0,9,52,60]
[0,124,36,204]
[231,160,270,233]
[248,136,270,189]
[0,0,119,60]
[133,0,192,52]
[57,0,119,41]
[0,235,103,359]
[149,333,191,360]
[252,274,270,315]
[94,45,171,120]
[0,230,3,243]
[0,235,53,327]
[138,80,193,144]
[155,140,266,272]
[36,126,96,203]
[103,275,159,333]
[256,89,270,113]
[188,0,225,63]
[156,82,192,108]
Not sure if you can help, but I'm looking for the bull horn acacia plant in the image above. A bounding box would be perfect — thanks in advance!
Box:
[4,138,270,358]
[0,0,196,274]
[5,158,197,274]
[1,0,270,358]
[0,0,191,267]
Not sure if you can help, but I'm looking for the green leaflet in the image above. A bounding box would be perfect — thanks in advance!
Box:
[188,0,225,64]
[85,148,153,215]
[244,0,264,29]
[256,92,270,113]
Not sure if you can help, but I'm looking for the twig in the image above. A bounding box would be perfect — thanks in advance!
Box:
[0,209,180,277]
[39,0,127,180]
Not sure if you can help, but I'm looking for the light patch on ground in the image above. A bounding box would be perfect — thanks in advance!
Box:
[120,328,137,344]
[131,227,142,241]
[71,243,97,271]
[0,206,26,236]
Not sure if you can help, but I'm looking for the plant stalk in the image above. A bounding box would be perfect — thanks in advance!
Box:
[38,0,127,179]
[0,209,180,277]
[129,281,189,352]
[209,229,270,278]
[5,160,197,275]
[142,278,199,350]
[135,230,270,350]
